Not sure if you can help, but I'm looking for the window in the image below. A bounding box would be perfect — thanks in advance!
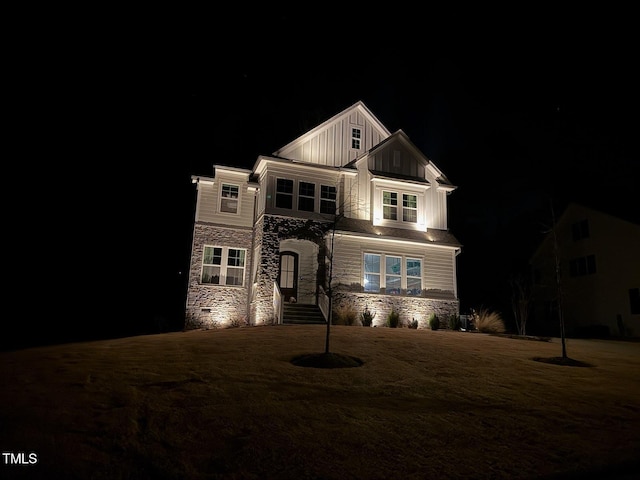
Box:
[403,194,417,222]
[351,127,361,149]
[276,178,293,209]
[364,254,380,292]
[220,184,239,214]
[201,246,246,286]
[320,185,337,214]
[382,191,397,220]
[629,288,640,314]
[569,254,596,277]
[363,253,423,295]
[572,219,590,241]
[298,182,315,212]
[385,256,401,295]
[406,258,422,295]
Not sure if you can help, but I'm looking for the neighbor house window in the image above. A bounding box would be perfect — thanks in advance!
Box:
[364,253,380,292]
[201,246,246,286]
[276,178,293,209]
[385,256,402,295]
[569,254,596,277]
[298,181,315,212]
[403,194,417,222]
[320,185,337,214]
[382,191,398,220]
[630,288,640,314]
[406,258,422,295]
[351,127,361,149]
[572,219,590,241]
[220,184,239,213]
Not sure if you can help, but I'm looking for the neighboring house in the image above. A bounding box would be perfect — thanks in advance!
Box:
[530,203,640,337]
[185,101,462,329]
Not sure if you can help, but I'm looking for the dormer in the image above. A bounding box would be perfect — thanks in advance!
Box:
[349,130,456,231]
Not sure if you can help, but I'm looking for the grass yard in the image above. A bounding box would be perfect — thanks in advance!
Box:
[1,326,639,479]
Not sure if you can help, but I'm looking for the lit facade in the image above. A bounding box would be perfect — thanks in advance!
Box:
[185,101,462,328]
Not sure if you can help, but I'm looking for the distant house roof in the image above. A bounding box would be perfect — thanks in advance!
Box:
[335,217,462,250]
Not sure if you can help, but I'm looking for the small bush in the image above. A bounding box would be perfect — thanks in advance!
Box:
[408,318,419,329]
[386,310,400,328]
[428,313,440,330]
[361,306,376,327]
[448,314,461,331]
[333,305,358,325]
[472,308,506,333]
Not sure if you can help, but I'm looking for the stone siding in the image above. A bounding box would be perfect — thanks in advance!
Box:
[332,289,459,329]
[185,223,253,329]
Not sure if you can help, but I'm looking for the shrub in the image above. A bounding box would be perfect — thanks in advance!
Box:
[360,306,376,327]
[473,308,506,334]
[332,305,358,325]
[428,313,440,330]
[448,314,461,331]
[408,318,419,329]
[386,310,400,328]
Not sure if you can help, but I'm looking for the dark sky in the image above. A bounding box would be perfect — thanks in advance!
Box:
[10,11,639,348]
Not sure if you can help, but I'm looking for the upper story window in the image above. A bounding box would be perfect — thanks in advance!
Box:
[320,185,337,214]
[276,178,293,209]
[382,191,418,223]
[351,128,361,149]
[382,191,398,220]
[569,254,596,277]
[572,219,590,241]
[403,194,417,222]
[298,182,315,212]
[220,183,240,214]
[201,246,246,286]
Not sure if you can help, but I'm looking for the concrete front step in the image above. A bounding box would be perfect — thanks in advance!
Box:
[282,303,326,324]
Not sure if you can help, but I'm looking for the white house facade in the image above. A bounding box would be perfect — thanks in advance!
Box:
[185,101,462,329]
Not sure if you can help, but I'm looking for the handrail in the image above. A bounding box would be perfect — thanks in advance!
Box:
[273,282,283,325]
[318,285,329,322]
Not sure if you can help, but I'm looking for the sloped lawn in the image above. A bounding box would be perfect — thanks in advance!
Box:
[1,326,639,479]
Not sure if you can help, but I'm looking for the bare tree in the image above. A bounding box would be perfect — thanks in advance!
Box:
[509,273,532,336]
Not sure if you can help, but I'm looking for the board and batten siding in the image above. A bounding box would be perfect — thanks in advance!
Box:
[277,110,388,167]
[331,234,457,296]
[194,177,255,228]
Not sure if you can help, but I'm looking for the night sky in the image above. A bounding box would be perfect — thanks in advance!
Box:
[9,12,639,349]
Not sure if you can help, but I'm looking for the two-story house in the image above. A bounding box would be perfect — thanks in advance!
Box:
[185,101,462,329]
[530,203,640,338]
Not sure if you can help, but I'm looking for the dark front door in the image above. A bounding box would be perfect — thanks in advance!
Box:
[279,252,298,302]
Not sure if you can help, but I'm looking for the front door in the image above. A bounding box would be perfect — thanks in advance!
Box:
[279,252,298,302]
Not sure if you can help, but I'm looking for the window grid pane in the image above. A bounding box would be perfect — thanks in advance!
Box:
[403,194,417,222]
[320,185,336,214]
[276,179,293,209]
[383,191,398,220]
[385,256,401,295]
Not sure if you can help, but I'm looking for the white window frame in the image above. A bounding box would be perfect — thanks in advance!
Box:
[351,127,361,150]
[298,181,315,212]
[373,181,427,230]
[275,178,294,209]
[402,193,418,223]
[363,252,423,295]
[201,245,247,287]
[219,183,240,214]
[406,257,422,296]
[320,184,337,215]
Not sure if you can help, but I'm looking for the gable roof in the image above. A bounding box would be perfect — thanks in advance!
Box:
[272,100,391,158]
